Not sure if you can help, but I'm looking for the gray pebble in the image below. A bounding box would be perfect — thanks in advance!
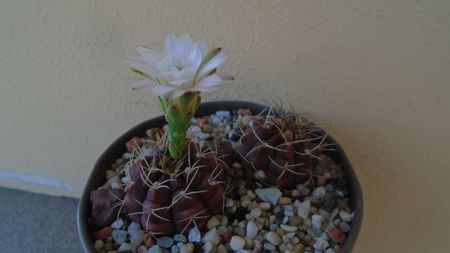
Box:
[202,241,215,253]
[173,234,186,243]
[157,236,174,248]
[170,245,179,253]
[111,218,124,229]
[312,187,327,200]
[148,245,163,253]
[263,243,277,251]
[112,230,128,245]
[128,222,141,235]
[255,188,282,206]
[117,243,131,252]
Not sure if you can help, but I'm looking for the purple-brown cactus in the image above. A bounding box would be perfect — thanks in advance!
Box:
[91,128,234,235]
[238,111,334,189]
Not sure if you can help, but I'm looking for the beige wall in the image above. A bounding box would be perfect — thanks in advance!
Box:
[1,0,449,251]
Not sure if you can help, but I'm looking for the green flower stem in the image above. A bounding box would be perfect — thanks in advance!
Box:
[159,91,201,159]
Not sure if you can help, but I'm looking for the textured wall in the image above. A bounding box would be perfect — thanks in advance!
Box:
[0,0,449,251]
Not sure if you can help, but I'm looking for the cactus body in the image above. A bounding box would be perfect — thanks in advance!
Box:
[116,130,233,235]
[238,114,328,189]
[159,92,201,159]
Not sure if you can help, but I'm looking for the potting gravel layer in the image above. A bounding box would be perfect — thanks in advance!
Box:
[91,109,354,253]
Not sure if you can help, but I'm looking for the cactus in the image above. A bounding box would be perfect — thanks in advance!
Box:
[237,108,336,189]
[89,34,235,235]
[159,91,201,159]
[112,129,234,235]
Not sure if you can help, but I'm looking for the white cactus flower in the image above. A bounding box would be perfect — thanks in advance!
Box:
[125,34,232,99]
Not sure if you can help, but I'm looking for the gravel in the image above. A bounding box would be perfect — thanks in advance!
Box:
[92,109,354,253]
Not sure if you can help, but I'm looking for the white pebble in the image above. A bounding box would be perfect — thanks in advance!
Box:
[254,170,266,179]
[202,228,220,245]
[281,224,298,232]
[230,236,246,250]
[311,214,324,229]
[216,111,231,120]
[188,227,201,242]
[246,221,258,239]
[312,187,327,200]
[298,200,311,219]
[266,231,282,245]
[313,237,329,250]
[111,218,124,229]
[339,210,354,222]
[250,208,262,218]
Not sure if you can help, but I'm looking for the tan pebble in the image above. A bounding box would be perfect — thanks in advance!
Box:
[203,124,214,133]
[289,216,303,226]
[125,137,142,151]
[143,233,154,247]
[137,245,148,253]
[103,242,113,251]
[145,128,163,141]
[279,197,292,205]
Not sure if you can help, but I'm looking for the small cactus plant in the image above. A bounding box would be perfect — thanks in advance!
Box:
[121,131,233,234]
[238,108,336,189]
[90,34,234,235]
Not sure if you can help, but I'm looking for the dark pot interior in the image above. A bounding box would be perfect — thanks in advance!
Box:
[77,100,363,253]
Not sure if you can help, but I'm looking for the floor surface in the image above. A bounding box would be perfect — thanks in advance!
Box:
[0,187,83,253]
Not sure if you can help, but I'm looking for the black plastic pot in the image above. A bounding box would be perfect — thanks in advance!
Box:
[77,100,363,253]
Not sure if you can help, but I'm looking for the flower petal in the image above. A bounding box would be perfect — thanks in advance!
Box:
[136,46,166,72]
[194,40,208,57]
[198,51,228,77]
[159,68,196,88]
[216,73,235,81]
[187,47,202,69]
[124,56,159,77]
[130,79,158,90]
[196,75,222,89]
[192,87,217,93]
[151,85,188,99]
